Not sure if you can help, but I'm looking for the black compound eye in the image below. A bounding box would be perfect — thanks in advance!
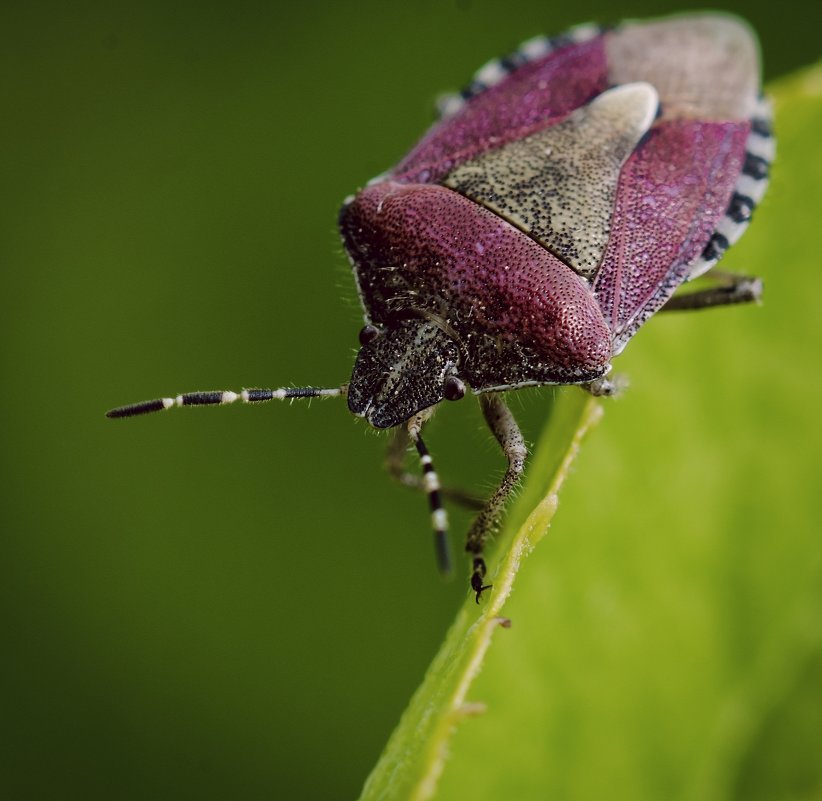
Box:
[358,324,380,346]
[444,375,466,401]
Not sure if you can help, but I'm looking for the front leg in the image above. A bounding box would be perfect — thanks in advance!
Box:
[465,393,527,602]
[385,426,485,511]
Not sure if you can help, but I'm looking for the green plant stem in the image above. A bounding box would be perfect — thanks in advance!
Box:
[358,388,603,801]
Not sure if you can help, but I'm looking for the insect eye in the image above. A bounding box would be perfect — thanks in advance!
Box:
[444,375,466,401]
[358,324,380,346]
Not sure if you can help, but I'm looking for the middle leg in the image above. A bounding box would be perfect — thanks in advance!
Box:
[465,393,527,602]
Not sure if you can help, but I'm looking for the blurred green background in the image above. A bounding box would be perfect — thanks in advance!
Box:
[2,1,820,799]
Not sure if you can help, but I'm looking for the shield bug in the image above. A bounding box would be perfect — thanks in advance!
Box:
[108,13,773,601]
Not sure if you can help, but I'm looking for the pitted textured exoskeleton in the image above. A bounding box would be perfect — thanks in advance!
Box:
[109,14,773,601]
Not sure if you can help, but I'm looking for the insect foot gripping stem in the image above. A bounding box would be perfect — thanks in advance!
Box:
[464,394,527,603]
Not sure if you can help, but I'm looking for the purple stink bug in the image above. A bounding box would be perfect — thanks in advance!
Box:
[109,13,773,601]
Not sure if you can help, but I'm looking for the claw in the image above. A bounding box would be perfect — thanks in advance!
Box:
[474,583,493,603]
[471,560,492,603]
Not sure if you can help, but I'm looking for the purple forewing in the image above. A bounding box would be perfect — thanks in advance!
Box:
[593,119,750,349]
[392,37,609,185]
[591,16,760,347]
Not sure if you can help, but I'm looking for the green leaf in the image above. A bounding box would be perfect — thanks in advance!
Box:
[358,389,602,801]
[360,63,822,801]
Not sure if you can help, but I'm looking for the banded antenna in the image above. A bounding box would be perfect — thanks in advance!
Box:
[106,386,346,418]
[106,383,453,576]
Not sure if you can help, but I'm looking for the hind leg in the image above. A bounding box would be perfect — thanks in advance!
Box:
[662,270,762,311]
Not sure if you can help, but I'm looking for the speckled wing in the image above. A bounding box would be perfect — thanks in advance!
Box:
[392,28,611,185]
[390,13,770,348]
[392,14,760,187]
[605,15,760,122]
[593,15,769,349]
[442,83,658,278]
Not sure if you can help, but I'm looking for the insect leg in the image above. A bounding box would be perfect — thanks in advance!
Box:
[661,271,762,312]
[385,427,485,510]
[583,374,627,397]
[404,409,452,576]
[465,394,527,603]
[107,385,347,418]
